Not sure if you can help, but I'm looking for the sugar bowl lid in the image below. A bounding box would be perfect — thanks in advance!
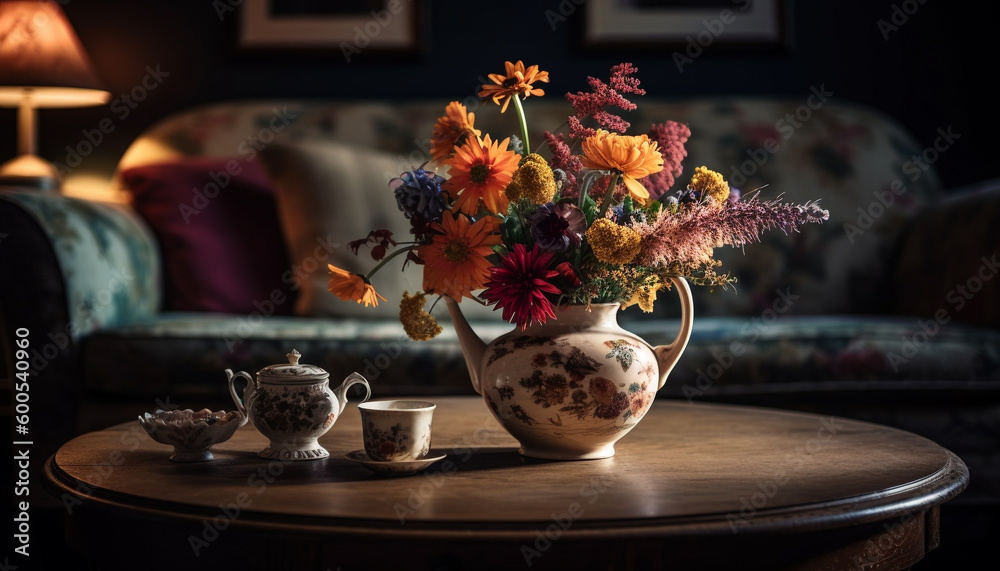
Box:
[256,349,328,382]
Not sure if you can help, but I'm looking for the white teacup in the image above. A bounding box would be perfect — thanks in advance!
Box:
[358,400,436,462]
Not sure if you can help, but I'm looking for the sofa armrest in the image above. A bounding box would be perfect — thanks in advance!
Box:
[0,190,162,339]
[890,178,1000,328]
[0,189,158,463]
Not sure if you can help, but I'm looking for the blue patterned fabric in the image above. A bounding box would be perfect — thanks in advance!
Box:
[1,190,161,339]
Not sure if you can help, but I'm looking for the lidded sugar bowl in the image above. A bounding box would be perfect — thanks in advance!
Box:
[227,349,371,460]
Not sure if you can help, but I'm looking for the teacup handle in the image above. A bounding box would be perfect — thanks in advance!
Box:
[333,372,372,415]
[226,369,256,418]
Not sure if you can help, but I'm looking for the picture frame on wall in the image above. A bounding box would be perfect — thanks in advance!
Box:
[583,0,786,51]
[238,0,423,60]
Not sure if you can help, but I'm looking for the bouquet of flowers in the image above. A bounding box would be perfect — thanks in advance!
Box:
[328,60,829,341]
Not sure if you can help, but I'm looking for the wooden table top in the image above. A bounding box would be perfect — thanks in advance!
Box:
[45,396,968,541]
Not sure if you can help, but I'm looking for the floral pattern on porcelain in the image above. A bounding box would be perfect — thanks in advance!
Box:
[485,334,658,437]
[138,408,245,462]
[228,351,371,461]
[250,382,336,436]
[459,295,693,461]
[362,420,431,461]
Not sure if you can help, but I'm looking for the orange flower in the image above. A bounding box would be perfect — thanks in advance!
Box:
[430,101,480,164]
[418,213,501,301]
[443,134,519,215]
[327,264,386,307]
[580,129,664,206]
[479,60,550,113]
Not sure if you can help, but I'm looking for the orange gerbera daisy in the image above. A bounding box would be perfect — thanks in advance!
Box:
[418,213,501,301]
[430,101,480,164]
[479,60,550,113]
[580,129,664,206]
[443,134,519,215]
[327,264,386,307]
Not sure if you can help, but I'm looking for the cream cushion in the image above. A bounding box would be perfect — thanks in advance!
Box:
[259,139,499,322]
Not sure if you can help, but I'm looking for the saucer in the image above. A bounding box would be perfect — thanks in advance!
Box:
[345,449,447,476]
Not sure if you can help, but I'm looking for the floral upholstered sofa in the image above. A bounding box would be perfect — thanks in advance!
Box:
[2,97,999,545]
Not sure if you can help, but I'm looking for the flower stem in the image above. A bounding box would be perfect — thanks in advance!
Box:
[364,245,416,281]
[596,172,622,219]
[512,94,530,156]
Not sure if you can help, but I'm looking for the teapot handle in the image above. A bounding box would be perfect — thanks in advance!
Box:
[333,372,372,415]
[653,276,695,391]
[226,369,256,418]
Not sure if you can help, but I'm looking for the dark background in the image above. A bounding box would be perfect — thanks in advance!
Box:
[0,0,996,192]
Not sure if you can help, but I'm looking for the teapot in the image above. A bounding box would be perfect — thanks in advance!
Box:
[444,276,694,460]
[227,349,371,461]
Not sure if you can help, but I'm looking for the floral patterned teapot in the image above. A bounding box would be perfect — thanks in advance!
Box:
[227,349,371,461]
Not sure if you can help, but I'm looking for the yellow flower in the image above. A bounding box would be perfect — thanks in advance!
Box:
[505,153,556,204]
[430,101,480,164]
[327,264,386,307]
[443,134,520,215]
[689,166,730,205]
[399,291,443,341]
[621,276,661,313]
[479,60,550,113]
[586,218,641,265]
[580,130,664,206]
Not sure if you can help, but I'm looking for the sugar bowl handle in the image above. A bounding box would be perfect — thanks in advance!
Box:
[227,369,256,417]
[332,372,371,415]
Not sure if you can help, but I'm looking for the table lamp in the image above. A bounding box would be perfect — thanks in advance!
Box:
[0,0,109,192]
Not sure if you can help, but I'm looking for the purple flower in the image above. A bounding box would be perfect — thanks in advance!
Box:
[727,187,741,205]
[530,201,586,252]
[391,167,447,222]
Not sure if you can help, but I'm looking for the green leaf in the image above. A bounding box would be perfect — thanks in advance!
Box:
[581,194,598,225]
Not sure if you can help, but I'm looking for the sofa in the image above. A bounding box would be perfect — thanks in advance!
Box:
[2,96,998,563]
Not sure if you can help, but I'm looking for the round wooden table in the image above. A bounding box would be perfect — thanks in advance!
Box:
[44,396,968,570]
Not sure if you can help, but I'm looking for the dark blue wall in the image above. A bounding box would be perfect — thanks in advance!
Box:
[4,0,995,189]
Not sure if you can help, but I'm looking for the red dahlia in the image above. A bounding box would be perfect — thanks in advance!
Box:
[481,244,561,330]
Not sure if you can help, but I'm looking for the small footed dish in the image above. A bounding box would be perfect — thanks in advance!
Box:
[138,408,246,462]
[346,449,446,476]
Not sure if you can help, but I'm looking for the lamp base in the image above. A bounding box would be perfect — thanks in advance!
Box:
[0,154,61,192]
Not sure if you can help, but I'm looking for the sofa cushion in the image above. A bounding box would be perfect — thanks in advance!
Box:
[258,138,498,322]
[120,99,944,321]
[121,157,295,315]
[890,179,1000,329]
[85,313,1000,399]
[82,313,510,399]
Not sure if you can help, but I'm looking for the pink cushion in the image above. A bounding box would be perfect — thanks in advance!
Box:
[121,157,295,314]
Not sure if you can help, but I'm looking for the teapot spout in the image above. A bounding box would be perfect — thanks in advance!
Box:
[445,296,487,395]
[653,277,695,390]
